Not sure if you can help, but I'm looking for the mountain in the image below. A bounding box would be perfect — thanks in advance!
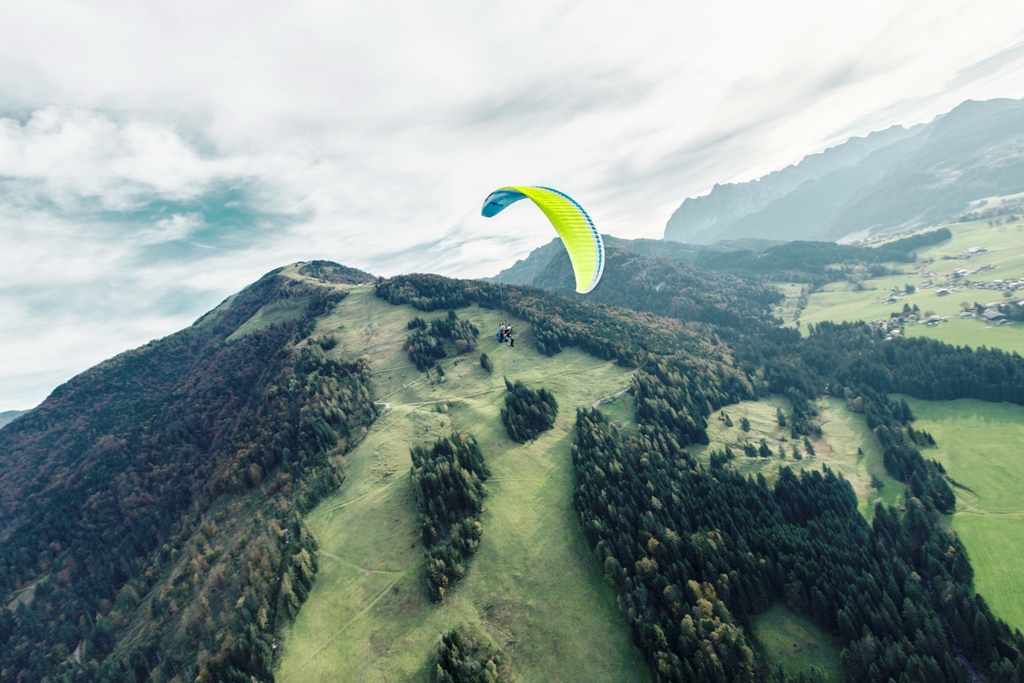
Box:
[664,123,926,243]
[489,235,781,286]
[0,411,26,429]
[4,255,1024,683]
[493,229,950,294]
[0,262,378,683]
[665,97,1024,243]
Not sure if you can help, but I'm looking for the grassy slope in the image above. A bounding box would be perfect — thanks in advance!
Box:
[796,217,1024,354]
[276,288,651,683]
[751,605,843,683]
[900,396,1024,633]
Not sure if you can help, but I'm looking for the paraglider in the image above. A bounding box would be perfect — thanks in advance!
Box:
[481,186,604,294]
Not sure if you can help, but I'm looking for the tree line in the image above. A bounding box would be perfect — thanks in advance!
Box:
[406,309,481,371]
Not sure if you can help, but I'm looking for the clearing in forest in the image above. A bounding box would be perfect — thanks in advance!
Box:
[751,604,843,683]
[670,395,903,520]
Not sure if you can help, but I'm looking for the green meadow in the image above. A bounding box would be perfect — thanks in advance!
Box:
[276,287,651,682]
[900,396,1024,633]
[795,216,1024,355]
[751,604,843,683]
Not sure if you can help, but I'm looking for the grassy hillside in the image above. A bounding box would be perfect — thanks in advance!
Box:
[277,288,651,682]
[900,396,1024,633]
[797,217,1024,354]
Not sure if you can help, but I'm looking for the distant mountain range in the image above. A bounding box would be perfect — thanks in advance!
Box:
[665,97,1024,244]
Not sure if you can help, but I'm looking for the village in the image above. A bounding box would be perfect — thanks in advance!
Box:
[871,245,1024,338]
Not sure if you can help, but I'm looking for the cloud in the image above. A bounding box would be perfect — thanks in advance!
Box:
[2,0,1024,409]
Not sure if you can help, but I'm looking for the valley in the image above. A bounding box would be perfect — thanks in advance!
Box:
[794,215,1024,354]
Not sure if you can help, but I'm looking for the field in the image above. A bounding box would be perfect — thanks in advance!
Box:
[900,396,1024,632]
[794,216,1024,355]
[751,604,843,683]
[276,287,651,682]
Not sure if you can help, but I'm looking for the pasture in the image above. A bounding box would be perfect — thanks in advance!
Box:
[276,287,650,683]
[900,396,1024,633]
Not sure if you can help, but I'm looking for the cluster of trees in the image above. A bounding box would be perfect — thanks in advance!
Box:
[632,356,754,447]
[572,407,1024,683]
[410,434,489,601]
[499,379,558,443]
[405,310,480,371]
[433,629,508,683]
[0,272,378,683]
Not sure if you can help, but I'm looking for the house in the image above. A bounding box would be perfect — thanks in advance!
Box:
[959,311,975,319]
[982,309,1007,324]
[936,288,950,296]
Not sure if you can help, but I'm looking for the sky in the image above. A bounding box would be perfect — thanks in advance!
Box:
[2,0,1024,411]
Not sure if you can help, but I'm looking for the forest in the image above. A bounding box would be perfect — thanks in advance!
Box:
[0,272,378,683]
[693,228,952,283]
[573,406,1023,682]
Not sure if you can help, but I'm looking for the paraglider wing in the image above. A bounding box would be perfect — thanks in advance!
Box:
[481,186,604,294]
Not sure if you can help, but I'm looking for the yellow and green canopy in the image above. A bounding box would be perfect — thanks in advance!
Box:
[482,186,604,294]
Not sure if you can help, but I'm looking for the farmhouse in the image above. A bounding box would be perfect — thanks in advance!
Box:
[936,288,950,296]
[982,309,1008,325]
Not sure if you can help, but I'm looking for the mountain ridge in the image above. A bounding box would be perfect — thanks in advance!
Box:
[665,96,1024,243]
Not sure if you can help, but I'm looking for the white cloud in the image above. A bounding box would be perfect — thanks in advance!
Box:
[1,0,1024,409]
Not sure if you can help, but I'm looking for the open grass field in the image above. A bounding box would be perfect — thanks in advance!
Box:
[795,216,1024,355]
[899,396,1024,633]
[276,287,651,683]
[676,395,902,519]
[751,604,843,683]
